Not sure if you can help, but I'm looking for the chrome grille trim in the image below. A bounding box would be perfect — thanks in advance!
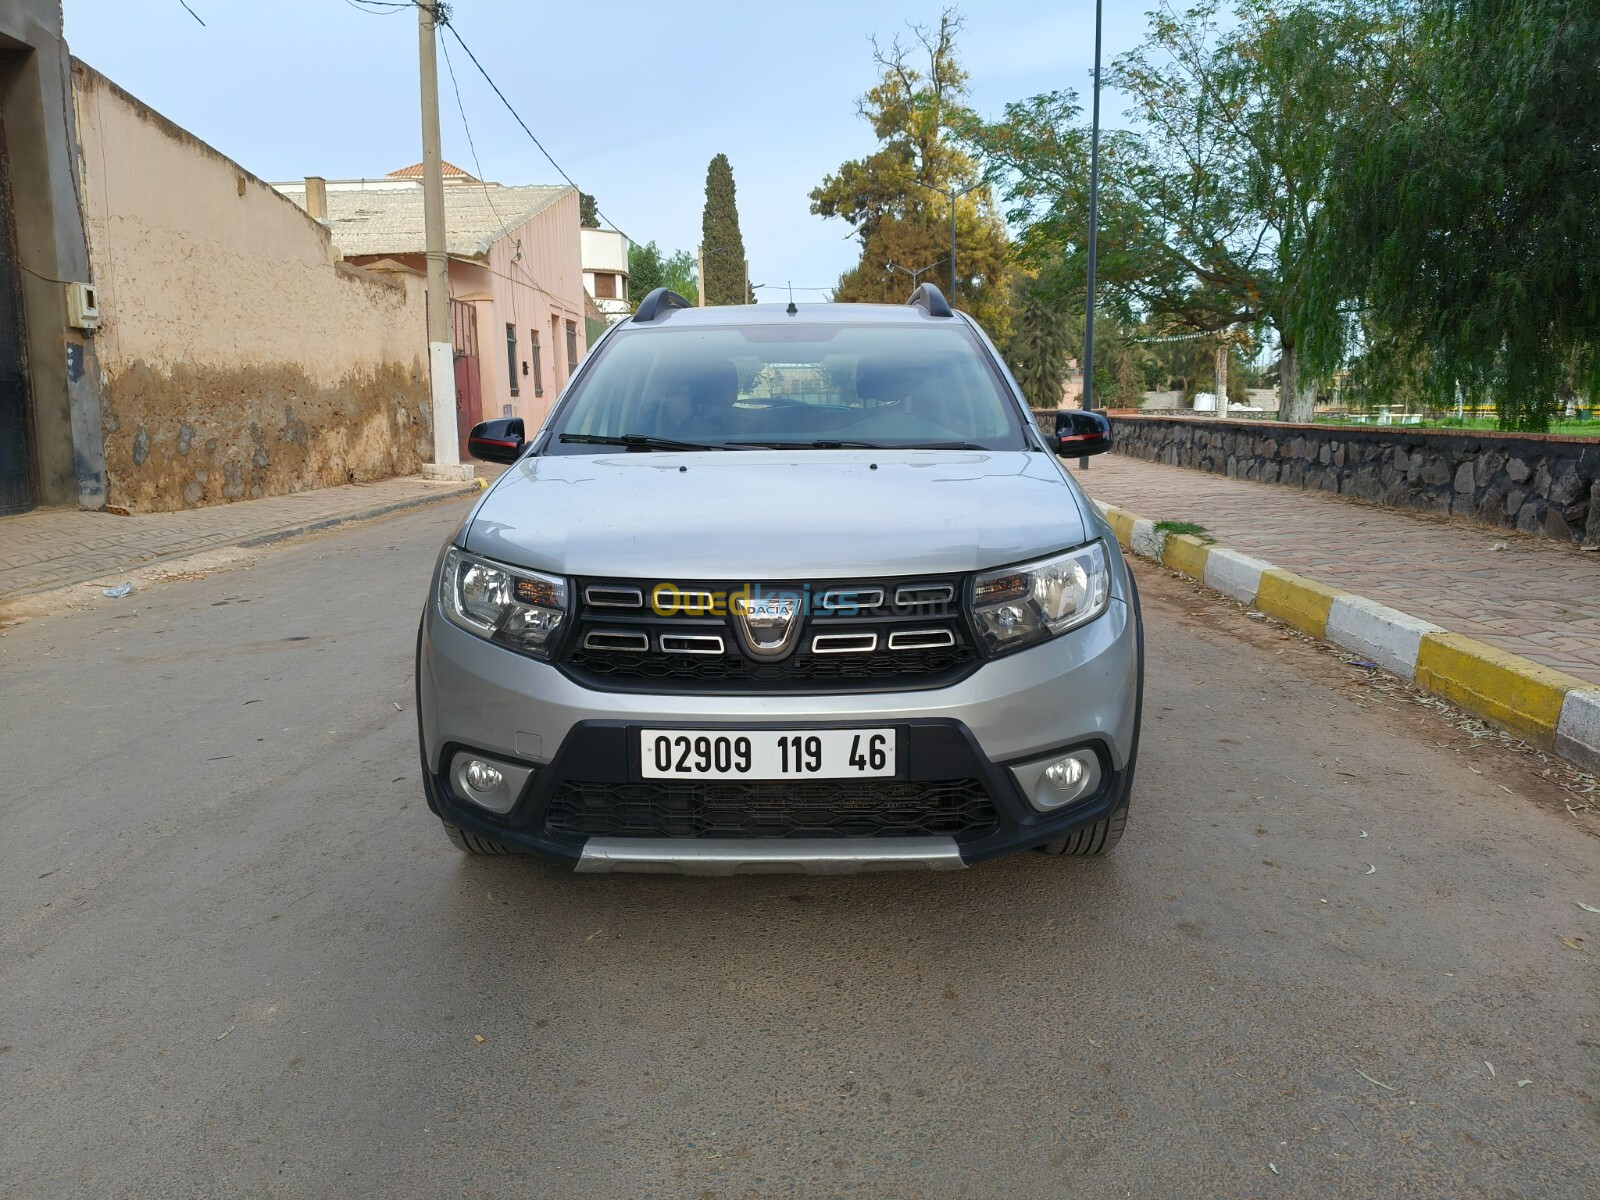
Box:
[819,587,886,611]
[888,628,957,651]
[584,585,645,608]
[582,630,650,652]
[811,632,879,655]
[895,583,955,606]
[664,589,719,614]
[659,634,726,656]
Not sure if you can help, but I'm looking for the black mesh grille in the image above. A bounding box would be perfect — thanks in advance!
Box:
[560,575,979,693]
[544,778,999,840]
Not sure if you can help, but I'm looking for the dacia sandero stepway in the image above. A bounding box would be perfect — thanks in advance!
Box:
[416,284,1142,874]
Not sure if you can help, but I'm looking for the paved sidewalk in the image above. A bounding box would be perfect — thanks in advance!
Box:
[1072,455,1600,684]
[0,474,489,599]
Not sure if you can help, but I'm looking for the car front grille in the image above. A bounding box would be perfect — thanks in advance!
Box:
[559,575,980,692]
[543,778,999,840]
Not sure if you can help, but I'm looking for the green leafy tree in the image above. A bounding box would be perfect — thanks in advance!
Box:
[972,1,1393,421]
[628,240,665,305]
[661,249,699,303]
[701,154,749,305]
[1306,0,1600,430]
[579,192,600,229]
[810,9,1013,337]
[627,241,698,308]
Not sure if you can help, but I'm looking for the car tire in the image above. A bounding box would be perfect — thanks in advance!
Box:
[1034,802,1129,856]
[442,821,515,855]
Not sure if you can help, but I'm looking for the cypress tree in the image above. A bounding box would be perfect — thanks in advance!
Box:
[701,154,748,305]
[1006,286,1075,410]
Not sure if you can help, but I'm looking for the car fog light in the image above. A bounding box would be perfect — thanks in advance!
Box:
[464,759,504,793]
[1014,749,1103,812]
[1045,757,1085,792]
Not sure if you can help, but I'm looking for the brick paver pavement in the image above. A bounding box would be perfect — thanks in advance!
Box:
[0,474,488,600]
[1071,454,1600,684]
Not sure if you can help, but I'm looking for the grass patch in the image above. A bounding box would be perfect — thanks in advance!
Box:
[1154,519,1215,543]
[1316,415,1597,437]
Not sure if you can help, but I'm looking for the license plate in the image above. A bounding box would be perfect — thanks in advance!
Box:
[639,728,897,780]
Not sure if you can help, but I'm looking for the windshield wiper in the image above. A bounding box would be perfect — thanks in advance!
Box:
[897,441,990,450]
[728,438,885,450]
[559,433,728,452]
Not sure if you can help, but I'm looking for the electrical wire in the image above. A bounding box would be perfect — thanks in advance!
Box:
[326,1,639,262]
[439,29,522,331]
[437,18,632,244]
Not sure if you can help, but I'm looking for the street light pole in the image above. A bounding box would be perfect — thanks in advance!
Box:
[887,259,944,289]
[908,178,980,304]
[417,0,466,477]
[1079,0,1104,470]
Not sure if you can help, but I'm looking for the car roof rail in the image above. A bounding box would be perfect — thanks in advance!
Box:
[907,283,953,318]
[632,287,694,323]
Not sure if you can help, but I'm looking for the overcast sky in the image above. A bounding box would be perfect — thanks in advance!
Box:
[64,0,1151,298]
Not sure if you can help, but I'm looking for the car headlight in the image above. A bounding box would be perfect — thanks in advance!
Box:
[970,541,1112,655]
[438,548,566,659]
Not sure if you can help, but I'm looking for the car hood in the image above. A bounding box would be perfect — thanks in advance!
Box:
[464,449,1091,579]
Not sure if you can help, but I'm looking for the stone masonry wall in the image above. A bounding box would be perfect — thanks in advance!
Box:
[1107,414,1600,545]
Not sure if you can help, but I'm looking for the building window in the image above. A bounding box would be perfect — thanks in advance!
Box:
[593,272,616,300]
[530,330,543,397]
[505,324,518,397]
[566,320,579,374]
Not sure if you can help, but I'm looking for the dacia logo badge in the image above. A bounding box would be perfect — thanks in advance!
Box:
[732,587,804,659]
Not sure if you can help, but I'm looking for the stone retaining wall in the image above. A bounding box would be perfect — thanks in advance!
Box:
[1106,414,1600,545]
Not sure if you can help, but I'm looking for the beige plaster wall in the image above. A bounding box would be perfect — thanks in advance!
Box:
[72,62,432,511]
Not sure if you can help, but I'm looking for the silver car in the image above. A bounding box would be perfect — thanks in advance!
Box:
[416,285,1142,874]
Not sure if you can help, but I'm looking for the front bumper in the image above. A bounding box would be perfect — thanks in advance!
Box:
[417,589,1141,870]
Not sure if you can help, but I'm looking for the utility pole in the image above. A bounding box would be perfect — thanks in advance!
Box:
[697,245,706,306]
[417,1,471,479]
[1216,338,1230,420]
[1079,0,1104,469]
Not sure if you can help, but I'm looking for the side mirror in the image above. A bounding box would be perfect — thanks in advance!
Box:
[1053,410,1112,457]
[467,418,526,464]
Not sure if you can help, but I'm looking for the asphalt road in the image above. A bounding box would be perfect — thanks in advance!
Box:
[2,501,1596,1199]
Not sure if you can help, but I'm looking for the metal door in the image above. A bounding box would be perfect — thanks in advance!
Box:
[451,298,482,462]
[0,115,34,515]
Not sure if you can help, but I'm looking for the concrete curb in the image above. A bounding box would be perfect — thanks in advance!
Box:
[1098,502,1600,773]
[0,481,483,607]
[235,482,482,549]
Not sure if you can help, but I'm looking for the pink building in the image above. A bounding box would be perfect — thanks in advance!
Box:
[277,163,587,453]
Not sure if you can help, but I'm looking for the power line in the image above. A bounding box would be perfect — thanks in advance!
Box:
[178,0,205,24]
[437,17,632,243]
[438,29,524,331]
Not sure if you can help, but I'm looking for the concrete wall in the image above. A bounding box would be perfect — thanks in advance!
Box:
[485,191,586,431]
[0,0,107,510]
[348,192,586,436]
[1108,414,1600,545]
[71,62,431,512]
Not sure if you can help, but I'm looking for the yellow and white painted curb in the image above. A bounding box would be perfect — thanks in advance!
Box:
[1095,501,1600,772]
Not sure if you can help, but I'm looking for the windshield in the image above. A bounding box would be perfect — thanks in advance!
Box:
[545,322,1028,452]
